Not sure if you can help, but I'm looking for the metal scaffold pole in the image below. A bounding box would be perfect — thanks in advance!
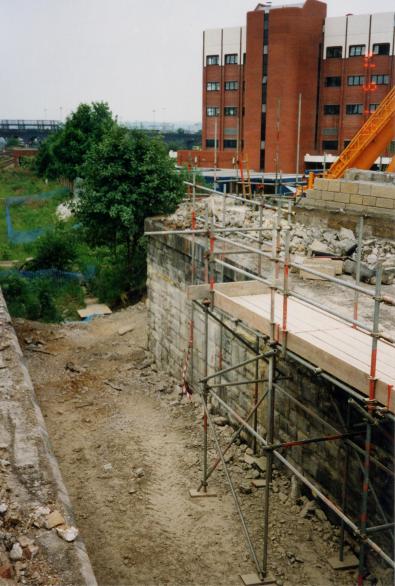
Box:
[146,179,394,582]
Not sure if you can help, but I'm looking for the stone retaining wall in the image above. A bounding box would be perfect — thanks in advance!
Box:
[0,292,97,585]
[146,218,394,559]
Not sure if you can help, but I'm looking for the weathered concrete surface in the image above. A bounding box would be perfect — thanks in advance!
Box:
[0,291,97,585]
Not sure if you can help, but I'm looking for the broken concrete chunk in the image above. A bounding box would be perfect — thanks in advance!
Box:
[244,454,255,466]
[252,456,267,473]
[45,510,65,530]
[308,240,330,255]
[56,525,79,542]
[17,536,33,548]
[213,416,228,426]
[9,543,23,561]
[339,227,355,241]
[134,468,145,478]
[118,324,134,336]
[300,499,316,518]
[239,483,252,495]
[0,504,8,515]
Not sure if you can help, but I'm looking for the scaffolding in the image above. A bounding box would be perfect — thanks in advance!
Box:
[145,177,395,585]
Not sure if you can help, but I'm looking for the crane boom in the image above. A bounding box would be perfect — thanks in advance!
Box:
[326,86,395,179]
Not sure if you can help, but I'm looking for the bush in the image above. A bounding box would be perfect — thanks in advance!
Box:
[26,227,78,271]
[0,272,84,322]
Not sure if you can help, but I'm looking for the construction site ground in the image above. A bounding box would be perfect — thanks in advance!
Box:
[13,301,392,586]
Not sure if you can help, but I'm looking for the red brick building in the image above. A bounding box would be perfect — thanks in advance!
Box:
[178,1,395,173]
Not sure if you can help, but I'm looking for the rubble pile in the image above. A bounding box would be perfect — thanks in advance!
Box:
[164,196,395,284]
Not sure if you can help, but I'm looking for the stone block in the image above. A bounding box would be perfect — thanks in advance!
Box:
[313,190,322,200]
[362,196,376,206]
[376,198,393,209]
[322,191,334,201]
[350,194,364,205]
[340,180,359,194]
[334,193,350,204]
[345,203,365,212]
[326,179,340,192]
[314,178,328,190]
[357,181,372,196]
[370,184,395,199]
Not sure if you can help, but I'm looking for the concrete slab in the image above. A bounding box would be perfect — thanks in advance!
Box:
[240,572,276,585]
[251,479,266,488]
[189,489,217,498]
[328,553,359,570]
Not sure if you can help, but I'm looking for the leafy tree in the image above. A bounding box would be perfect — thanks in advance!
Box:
[75,126,184,273]
[35,102,115,181]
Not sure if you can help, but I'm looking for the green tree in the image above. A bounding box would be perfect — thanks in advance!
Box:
[75,126,184,273]
[35,102,115,181]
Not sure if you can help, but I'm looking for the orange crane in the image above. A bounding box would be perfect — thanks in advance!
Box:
[325,86,395,179]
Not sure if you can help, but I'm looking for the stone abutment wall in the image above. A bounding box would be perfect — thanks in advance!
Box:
[146,218,394,560]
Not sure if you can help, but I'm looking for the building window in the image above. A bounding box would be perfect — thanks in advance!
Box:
[348,75,364,86]
[206,139,218,148]
[322,140,338,150]
[225,54,238,65]
[243,53,247,65]
[225,81,238,91]
[223,139,237,148]
[206,55,219,66]
[344,140,351,148]
[326,46,342,58]
[206,107,220,117]
[346,104,363,115]
[369,103,379,112]
[206,82,220,91]
[224,107,237,116]
[323,104,340,115]
[349,45,365,57]
[371,74,389,85]
[372,43,390,56]
[325,76,341,87]
[322,127,338,136]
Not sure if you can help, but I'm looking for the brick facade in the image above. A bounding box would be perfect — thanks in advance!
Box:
[178,1,395,173]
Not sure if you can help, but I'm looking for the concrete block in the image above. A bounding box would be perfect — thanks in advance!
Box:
[350,194,364,205]
[326,179,340,192]
[323,200,342,209]
[362,196,376,206]
[314,178,328,190]
[334,193,350,204]
[345,203,365,212]
[376,198,393,209]
[357,181,372,196]
[322,191,334,201]
[300,264,336,280]
[340,180,359,194]
[370,184,395,199]
[313,190,322,200]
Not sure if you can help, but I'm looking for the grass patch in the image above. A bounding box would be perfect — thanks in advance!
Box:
[0,167,59,199]
[0,168,69,261]
[11,193,69,232]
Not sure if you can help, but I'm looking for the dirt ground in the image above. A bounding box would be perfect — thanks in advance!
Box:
[14,303,385,586]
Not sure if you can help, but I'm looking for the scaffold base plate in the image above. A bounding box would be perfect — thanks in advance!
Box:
[189,489,217,498]
[328,553,359,570]
[240,573,275,585]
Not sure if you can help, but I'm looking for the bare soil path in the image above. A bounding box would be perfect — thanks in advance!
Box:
[14,303,372,586]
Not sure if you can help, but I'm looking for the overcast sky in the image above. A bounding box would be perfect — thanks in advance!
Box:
[1,0,393,123]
